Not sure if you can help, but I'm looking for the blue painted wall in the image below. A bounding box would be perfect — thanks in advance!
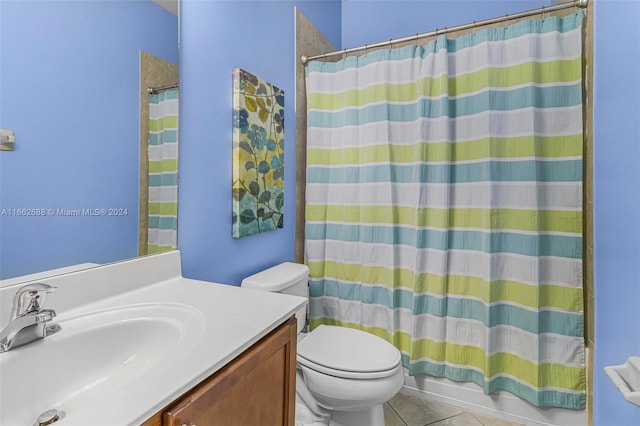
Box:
[0,1,178,279]
[593,1,640,424]
[178,0,341,285]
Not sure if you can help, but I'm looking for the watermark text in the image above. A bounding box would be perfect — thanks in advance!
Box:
[1,208,129,217]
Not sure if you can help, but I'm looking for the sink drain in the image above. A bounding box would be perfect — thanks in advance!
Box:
[34,409,65,426]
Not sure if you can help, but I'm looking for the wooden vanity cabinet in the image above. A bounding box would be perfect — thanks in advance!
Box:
[141,316,297,426]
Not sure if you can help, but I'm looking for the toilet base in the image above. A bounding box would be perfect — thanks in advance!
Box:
[295,402,385,426]
[295,396,329,426]
[329,404,385,426]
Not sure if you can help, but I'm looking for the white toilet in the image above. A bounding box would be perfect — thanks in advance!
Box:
[241,262,404,426]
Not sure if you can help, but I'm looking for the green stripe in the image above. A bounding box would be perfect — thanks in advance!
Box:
[149,115,178,131]
[308,261,582,311]
[148,202,178,216]
[450,60,581,96]
[308,59,581,110]
[147,245,176,254]
[308,85,581,127]
[149,159,178,173]
[307,135,583,165]
[306,205,581,234]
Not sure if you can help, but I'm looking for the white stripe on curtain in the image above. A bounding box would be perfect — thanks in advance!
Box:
[306,182,583,210]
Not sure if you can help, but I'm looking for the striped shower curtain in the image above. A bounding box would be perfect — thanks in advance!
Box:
[148,89,179,253]
[305,13,585,409]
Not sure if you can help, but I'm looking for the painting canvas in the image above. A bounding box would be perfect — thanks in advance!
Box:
[232,68,285,238]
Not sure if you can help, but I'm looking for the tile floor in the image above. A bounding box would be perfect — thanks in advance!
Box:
[384,393,524,426]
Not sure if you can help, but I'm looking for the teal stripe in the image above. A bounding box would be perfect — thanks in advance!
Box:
[305,223,582,258]
[149,130,178,145]
[308,85,581,127]
[311,281,582,337]
[400,354,585,409]
[160,216,177,229]
[148,217,177,231]
[149,133,160,146]
[306,13,583,74]
[149,173,178,187]
[447,11,583,52]
[149,90,179,103]
[161,90,179,100]
[148,216,178,230]
[307,160,582,184]
[158,216,178,230]
[148,216,159,228]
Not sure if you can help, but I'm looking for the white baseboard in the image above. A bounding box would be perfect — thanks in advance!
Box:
[401,374,586,426]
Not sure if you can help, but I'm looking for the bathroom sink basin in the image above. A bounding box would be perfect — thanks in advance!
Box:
[0,251,307,425]
[0,303,204,426]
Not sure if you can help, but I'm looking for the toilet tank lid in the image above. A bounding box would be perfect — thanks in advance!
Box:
[241,262,309,291]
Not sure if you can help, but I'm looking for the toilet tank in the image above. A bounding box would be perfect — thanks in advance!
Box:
[241,262,309,333]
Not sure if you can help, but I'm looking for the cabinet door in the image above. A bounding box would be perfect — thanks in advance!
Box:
[163,317,297,426]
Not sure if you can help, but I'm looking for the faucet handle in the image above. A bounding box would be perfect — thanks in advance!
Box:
[11,283,56,319]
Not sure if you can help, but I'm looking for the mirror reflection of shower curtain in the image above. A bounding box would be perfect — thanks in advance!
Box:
[147,89,179,254]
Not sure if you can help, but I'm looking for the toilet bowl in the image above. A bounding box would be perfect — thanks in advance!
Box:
[241,263,404,426]
[296,325,403,426]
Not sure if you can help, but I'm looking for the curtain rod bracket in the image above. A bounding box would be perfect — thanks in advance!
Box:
[147,83,178,94]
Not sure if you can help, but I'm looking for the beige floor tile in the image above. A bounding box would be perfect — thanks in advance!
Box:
[384,402,407,426]
[429,413,484,426]
[388,393,465,426]
[471,413,524,426]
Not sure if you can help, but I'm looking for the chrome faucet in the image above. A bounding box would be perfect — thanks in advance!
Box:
[0,283,61,353]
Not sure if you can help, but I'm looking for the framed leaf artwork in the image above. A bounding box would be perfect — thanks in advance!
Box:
[232,68,284,238]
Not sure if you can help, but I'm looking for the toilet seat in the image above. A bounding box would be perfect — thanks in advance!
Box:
[297,325,401,380]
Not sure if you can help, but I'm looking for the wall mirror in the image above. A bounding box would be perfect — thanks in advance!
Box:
[0,0,179,284]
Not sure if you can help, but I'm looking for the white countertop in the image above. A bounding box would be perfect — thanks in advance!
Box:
[0,251,306,426]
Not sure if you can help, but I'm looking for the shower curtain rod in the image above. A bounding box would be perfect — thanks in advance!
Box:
[300,0,588,65]
[147,83,179,94]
